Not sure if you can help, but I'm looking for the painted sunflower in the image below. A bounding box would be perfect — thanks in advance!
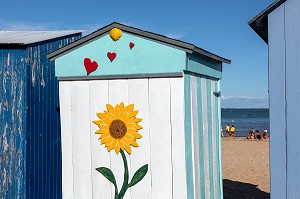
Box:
[93,102,143,154]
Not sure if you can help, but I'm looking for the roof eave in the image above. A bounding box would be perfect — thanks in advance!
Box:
[248,0,287,44]
[47,22,231,64]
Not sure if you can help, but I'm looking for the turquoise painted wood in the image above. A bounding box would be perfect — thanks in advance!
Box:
[184,72,222,199]
[187,53,222,79]
[55,32,186,77]
[184,73,195,199]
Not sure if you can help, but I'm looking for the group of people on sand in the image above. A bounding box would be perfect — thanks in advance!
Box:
[225,124,235,137]
[223,124,269,139]
[247,128,269,140]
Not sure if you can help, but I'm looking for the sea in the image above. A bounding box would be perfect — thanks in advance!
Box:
[221,108,269,137]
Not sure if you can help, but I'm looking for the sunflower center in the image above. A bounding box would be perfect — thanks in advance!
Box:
[109,119,127,139]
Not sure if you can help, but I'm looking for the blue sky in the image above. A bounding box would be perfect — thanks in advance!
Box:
[0,0,273,108]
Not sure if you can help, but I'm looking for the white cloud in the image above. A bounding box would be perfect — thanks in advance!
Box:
[0,18,53,30]
[221,95,268,108]
[164,32,185,39]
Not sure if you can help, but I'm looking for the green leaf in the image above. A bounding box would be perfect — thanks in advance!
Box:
[96,167,117,186]
[128,164,148,188]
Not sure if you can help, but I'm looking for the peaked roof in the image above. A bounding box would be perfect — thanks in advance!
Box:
[47,22,231,64]
[248,0,287,43]
[0,30,83,45]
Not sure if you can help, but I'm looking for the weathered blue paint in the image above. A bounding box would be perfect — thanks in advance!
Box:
[184,73,195,199]
[0,49,28,198]
[0,33,81,199]
[196,75,206,199]
[55,32,186,77]
[206,79,215,199]
[187,53,222,79]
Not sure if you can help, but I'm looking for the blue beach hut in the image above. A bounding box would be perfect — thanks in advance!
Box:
[249,0,300,198]
[0,31,82,198]
[48,22,231,199]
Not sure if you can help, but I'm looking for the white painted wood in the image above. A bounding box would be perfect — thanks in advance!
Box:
[89,80,112,199]
[70,81,93,198]
[59,81,74,199]
[285,0,300,197]
[108,80,131,199]
[149,78,172,199]
[190,75,200,199]
[128,79,152,199]
[211,80,218,199]
[170,78,187,199]
[201,77,210,199]
[268,5,287,199]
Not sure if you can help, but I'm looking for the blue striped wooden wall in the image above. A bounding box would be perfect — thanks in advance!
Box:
[0,34,81,199]
[184,72,222,199]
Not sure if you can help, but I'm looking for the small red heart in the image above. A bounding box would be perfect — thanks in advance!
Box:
[84,58,98,75]
[129,42,135,49]
[107,52,117,62]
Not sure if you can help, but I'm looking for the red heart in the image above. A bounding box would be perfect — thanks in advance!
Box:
[107,52,117,62]
[84,58,98,75]
[129,42,135,49]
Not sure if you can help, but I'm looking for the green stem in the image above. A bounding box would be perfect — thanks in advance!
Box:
[118,150,129,199]
[114,184,118,199]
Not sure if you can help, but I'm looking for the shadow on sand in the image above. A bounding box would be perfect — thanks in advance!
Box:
[223,179,270,199]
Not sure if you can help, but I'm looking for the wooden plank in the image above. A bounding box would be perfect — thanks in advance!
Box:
[184,74,195,199]
[201,77,211,199]
[190,75,200,199]
[149,78,172,198]
[268,4,287,199]
[285,0,300,197]
[59,81,74,199]
[89,80,112,199]
[211,80,218,199]
[127,79,152,199]
[170,77,187,199]
[108,79,131,199]
[70,81,93,198]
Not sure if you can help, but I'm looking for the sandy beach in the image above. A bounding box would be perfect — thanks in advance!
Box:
[222,138,270,199]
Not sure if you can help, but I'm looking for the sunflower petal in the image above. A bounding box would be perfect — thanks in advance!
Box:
[125,145,132,154]
[128,110,138,118]
[106,104,115,114]
[130,132,142,139]
[131,140,139,147]
[96,112,106,119]
[132,117,142,123]
[119,102,124,109]
[135,124,143,130]
[125,104,134,113]
[115,144,120,154]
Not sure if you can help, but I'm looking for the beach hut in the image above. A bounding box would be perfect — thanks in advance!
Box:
[48,22,230,199]
[249,0,300,198]
[0,31,82,198]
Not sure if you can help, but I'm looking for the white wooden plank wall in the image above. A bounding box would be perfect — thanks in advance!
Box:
[127,79,151,199]
[170,78,187,199]
[149,78,173,199]
[59,82,74,199]
[59,77,187,199]
[89,80,111,199]
[70,81,93,198]
[108,80,131,199]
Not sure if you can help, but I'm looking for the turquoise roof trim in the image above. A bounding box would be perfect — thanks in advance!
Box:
[187,53,222,79]
[55,32,186,77]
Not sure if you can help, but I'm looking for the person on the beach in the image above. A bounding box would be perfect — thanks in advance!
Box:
[226,124,230,137]
[262,129,269,139]
[230,125,235,137]
[256,130,261,139]
[247,129,252,139]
